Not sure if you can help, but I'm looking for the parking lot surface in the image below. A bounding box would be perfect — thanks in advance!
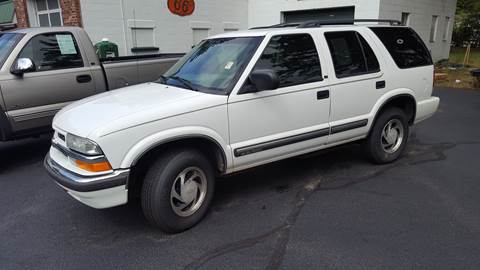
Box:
[1,87,479,270]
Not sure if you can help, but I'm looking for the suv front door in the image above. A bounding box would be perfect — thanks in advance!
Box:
[228,33,331,170]
[2,32,98,135]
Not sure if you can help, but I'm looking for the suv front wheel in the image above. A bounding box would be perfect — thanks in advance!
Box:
[365,107,409,164]
[141,149,215,233]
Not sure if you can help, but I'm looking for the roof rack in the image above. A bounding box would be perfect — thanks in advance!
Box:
[249,19,402,30]
[249,23,302,30]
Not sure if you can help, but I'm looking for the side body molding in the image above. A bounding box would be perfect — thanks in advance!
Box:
[119,126,233,171]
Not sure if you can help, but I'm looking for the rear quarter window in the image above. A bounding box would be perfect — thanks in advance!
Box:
[370,27,433,69]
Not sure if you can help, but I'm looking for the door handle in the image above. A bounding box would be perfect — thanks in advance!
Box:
[376,80,386,89]
[317,90,330,100]
[76,75,92,83]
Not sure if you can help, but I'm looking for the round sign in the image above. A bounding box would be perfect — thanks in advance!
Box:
[168,0,195,16]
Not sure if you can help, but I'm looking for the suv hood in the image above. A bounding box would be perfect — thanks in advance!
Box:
[53,82,227,138]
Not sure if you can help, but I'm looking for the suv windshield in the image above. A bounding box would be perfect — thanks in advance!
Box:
[159,36,263,94]
[0,33,23,69]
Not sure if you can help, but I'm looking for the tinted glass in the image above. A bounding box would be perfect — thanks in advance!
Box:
[253,34,322,88]
[162,37,263,93]
[18,33,84,72]
[370,27,433,69]
[325,31,367,78]
[358,33,380,72]
[0,33,23,69]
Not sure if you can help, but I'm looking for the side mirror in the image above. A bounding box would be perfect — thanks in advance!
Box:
[11,58,35,76]
[248,69,280,92]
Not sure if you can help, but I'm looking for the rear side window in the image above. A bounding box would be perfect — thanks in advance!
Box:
[253,34,322,88]
[370,27,433,69]
[324,31,380,78]
[17,32,84,72]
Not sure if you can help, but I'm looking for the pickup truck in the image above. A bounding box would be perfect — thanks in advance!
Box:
[44,20,439,233]
[0,27,182,142]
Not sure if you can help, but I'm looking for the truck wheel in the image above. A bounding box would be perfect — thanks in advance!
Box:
[365,107,409,164]
[141,149,215,233]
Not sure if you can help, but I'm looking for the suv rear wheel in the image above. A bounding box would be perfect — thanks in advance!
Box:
[141,149,215,233]
[365,107,409,164]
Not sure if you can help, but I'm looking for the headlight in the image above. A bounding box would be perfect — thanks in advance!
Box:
[66,133,103,156]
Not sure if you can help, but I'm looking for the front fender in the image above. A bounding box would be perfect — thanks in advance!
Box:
[119,126,232,170]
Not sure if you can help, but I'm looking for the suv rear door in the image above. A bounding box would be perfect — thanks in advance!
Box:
[228,32,331,169]
[322,29,385,143]
[1,31,99,134]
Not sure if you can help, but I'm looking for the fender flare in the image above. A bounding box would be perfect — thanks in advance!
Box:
[120,126,232,171]
[367,88,417,132]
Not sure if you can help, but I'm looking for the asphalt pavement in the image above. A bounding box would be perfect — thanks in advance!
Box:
[1,87,479,270]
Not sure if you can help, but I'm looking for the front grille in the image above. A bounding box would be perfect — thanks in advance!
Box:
[58,133,66,142]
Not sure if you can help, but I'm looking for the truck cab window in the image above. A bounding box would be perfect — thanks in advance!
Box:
[325,31,380,78]
[17,33,83,72]
[253,34,323,88]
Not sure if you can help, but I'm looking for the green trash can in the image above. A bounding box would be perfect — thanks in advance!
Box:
[94,39,119,59]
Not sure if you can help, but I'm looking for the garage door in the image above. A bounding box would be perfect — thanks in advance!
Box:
[283,6,355,23]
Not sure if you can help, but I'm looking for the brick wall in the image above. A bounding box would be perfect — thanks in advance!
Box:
[13,0,29,28]
[60,0,82,27]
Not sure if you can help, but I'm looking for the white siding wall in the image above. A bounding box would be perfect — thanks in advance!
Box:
[248,0,381,28]
[379,0,457,61]
[79,0,248,56]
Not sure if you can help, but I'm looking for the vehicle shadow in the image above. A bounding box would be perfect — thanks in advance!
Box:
[0,134,52,174]
[99,142,368,232]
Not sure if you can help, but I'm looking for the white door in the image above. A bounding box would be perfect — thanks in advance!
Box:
[228,33,331,170]
[323,30,385,143]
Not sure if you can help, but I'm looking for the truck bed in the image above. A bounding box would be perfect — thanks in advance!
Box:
[101,54,184,90]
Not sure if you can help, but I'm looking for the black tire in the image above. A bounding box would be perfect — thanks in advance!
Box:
[365,107,409,164]
[141,148,215,233]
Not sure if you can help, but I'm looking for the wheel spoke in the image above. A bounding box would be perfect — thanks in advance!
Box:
[170,167,208,217]
[171,189,184,203]
[187,171,200,183]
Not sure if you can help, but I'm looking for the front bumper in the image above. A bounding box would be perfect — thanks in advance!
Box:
[44,154,129,209]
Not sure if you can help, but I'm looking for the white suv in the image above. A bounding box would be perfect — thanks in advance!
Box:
[45,20,439,233]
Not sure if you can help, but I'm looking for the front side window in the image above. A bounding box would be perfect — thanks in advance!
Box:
[325,31,380,78]
[161,36,263,93]
[253,34,323,88]
[17,33,84,72]
[35,0,62,27]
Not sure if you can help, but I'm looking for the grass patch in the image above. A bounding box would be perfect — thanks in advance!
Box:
[448,47,480,68]
[434,47,480,89]
[434,67,478,89]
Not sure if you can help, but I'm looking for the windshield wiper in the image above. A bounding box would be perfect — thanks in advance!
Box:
[161,75,197,91]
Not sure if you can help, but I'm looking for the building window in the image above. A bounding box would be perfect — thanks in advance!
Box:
[192,28,209,46]
[401,12,410,26]
[443,16,451,41]
[430,15,438,43]
[35,0,62,27]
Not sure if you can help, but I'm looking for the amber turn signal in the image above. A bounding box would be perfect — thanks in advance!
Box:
[75,159,112,172]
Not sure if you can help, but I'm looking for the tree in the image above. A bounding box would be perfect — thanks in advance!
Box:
[452,0,480,47]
